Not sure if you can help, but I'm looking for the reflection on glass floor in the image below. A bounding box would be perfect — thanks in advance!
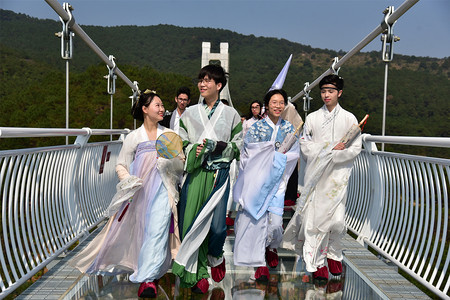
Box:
[75,234,386,300]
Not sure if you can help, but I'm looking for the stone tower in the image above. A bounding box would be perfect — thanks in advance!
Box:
[200,42,232,106]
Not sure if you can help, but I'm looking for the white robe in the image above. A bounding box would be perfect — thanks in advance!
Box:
[281,104,362,273]
[233,117,300,267]
[169,109,182,134]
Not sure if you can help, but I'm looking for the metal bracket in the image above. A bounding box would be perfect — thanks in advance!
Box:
[131,81,140,106]
[74,127,92,148]
[330,57,340,75]
[56,3,75,60]
[302,82,313,113]
[381,6,400,62]
[105,55,117,95]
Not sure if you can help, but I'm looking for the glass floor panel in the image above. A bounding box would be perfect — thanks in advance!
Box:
[73,235,386,300]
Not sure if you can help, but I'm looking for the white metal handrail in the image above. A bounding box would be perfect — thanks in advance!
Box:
[346,134,450,299]
[0,127,130,138]
[364,135,450,148]
[0,128,127,298]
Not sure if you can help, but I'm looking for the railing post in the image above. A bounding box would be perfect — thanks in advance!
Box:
[66,128,92,237]
[357,134,384,246]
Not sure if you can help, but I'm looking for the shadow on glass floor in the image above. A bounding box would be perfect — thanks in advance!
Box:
[75,235,385,300]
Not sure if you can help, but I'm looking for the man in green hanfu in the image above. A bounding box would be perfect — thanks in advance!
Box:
[172,64,243,294]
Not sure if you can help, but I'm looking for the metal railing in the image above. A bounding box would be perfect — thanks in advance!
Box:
[0,127,129,298]
[2,129,448,298]
[346,134,450,299]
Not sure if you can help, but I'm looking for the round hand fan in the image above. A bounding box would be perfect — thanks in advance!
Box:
[156,131,183,159]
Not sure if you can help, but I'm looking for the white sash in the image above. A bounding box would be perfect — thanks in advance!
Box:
[196,102,224,143]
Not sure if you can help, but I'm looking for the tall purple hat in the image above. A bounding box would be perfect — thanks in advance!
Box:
[269,54,292,91]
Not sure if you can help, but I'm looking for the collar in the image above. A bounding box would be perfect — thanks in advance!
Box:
[265,116,282,129]
[202,98,221,119]
[321,103,341,115]
[174,109,183,118]
[137,124,164,141]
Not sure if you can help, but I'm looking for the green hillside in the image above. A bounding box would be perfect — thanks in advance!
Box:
[0,9,449,156]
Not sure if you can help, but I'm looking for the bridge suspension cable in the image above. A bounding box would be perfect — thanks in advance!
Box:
[45,0,139,93]
[291,0,420,102]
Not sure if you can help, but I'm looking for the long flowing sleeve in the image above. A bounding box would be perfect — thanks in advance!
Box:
[299,119,326,162]
[116,130,140,181]
[331,115,362,164]
[300,108,361,166]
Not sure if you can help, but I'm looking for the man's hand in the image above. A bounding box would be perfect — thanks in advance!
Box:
[196,139,207,157]
[333,142,345,150]
[196,144,204,157]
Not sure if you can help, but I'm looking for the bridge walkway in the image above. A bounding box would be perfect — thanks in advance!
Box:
[15,215,429,300]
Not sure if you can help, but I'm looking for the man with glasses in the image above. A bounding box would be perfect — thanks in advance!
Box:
[161,86,191,134]
[173,64,243,294]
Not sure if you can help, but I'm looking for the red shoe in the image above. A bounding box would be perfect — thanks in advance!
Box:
[265,247,279,268]
[211,258,226,282]
[226,216,234,226]
[138,281,157,298]
[284,199,296,207]
[313,266,329,281]
[254,266,270,282]
[191,278,209,294]
[327,258,342,276]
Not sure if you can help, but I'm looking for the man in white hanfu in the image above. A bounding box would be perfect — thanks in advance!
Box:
[233,89,300,282]
[282,75,362,281]
[172,64,243,294]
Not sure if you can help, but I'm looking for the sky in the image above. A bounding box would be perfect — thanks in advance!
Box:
[0,0,449,59]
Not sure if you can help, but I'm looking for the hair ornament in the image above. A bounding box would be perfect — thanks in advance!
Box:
[143,89,157,94]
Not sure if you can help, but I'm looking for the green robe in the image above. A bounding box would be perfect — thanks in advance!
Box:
[172,100,243,287]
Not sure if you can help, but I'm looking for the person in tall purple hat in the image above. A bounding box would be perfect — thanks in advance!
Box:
[232,55,300,282]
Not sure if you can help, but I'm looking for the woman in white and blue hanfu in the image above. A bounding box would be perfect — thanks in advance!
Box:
[233,89,300,282]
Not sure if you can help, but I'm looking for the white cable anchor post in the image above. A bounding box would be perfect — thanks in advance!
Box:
[380,6,400,151]
[130,81,140,130]
[55,2,75,145]
[105,55,117,140]
[302,82,313,118]
[330,57,341,75]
